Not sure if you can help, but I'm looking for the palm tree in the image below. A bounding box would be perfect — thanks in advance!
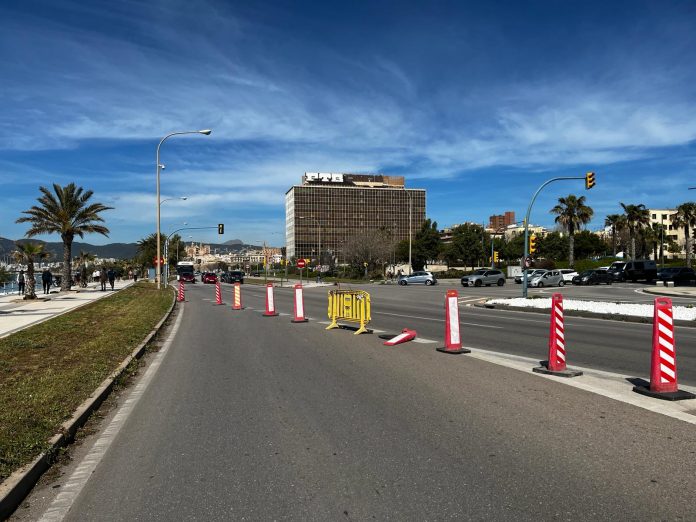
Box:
[550,195,594,267]
[671,202,696,267]
[604,214,625,257]
[620,203,650,260]
[16,183,112,291]
[75,250,96,287]
[13,242,51,299]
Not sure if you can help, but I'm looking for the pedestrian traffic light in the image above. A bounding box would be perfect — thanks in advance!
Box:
[218,223,224,234]
[493,251,499,263]
[529,234,538,255]
[585,171,596,190]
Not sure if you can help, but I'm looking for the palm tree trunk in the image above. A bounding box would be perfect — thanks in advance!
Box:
[568,230,575,268]
[631,234,636,260]
[686,227,692,268]
[612,226,616,256]
[25,260,36,299]
[62,240,72,291]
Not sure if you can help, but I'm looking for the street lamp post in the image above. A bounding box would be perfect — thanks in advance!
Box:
[156,129,211,290]
[160,198,188,283]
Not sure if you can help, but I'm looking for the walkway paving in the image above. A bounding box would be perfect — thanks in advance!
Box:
[0,280,134,339]
[643,284,696,298]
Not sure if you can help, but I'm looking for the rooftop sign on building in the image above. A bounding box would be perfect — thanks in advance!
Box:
[303,173,404,187]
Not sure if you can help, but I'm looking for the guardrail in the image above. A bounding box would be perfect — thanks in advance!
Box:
[326,290,371,335]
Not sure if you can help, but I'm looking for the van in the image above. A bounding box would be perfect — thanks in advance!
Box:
[609,260,657,282]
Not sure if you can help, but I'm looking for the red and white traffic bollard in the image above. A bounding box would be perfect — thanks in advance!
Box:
[383,328,417,346]
[291,284,308,323]
[231,282,243,310]
[214,280,222,305]
[533,293,582,377]
[263,283,279,317]
[436,289,470,354]
[177,280,185,302]
[634,297,695,400]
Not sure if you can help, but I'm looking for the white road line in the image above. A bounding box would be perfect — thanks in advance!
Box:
[372,310,502,329]
[38,305,185,522]
[412,338,438,344]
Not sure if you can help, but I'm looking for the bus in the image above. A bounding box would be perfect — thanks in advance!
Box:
[176,261,196,283]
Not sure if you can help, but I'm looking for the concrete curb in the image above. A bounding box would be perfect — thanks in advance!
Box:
[0,289,177,520]
[477,302,696,328]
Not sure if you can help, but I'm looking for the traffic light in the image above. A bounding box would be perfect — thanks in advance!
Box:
[493,251,499,263]
[218,223,224,234]
[529,234,538,255]
[585,171,596,190]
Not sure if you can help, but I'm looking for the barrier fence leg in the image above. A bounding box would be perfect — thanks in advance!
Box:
[436,290,470,354]
[326,292,339,329]
[263,283,279,317]
[533,293,582,377]
[633,297,695,401]
[292,284,308,323]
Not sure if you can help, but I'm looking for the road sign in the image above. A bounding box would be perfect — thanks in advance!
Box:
[297,259,306,269]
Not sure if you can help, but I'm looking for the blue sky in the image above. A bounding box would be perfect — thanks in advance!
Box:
[2,0,696,246]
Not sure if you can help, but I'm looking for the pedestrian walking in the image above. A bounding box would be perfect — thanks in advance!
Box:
[41,269,52,295]
[99,267,107,291]
[133,271,138,282]
[107,268,116,290]
[17,270,25,296]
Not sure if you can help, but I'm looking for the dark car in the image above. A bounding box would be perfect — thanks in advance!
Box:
[572,269,613,285]
[178,272,195,283]
[657,267,696,286]
[202,272,218,284]
[608,260,657,283]
[221,271,245,284]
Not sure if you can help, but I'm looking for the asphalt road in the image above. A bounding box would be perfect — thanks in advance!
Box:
[21,281,696,520]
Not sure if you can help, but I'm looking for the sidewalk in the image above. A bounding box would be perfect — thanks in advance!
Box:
[0,280,135,339]
[643,284,696,298]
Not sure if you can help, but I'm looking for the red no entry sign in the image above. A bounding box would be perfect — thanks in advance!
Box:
[297,259,306,269]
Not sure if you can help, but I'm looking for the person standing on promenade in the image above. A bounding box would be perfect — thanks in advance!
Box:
[107,268,116,290]
[17,270,25,296]
[41,268,52,295]
[99,267,107,291]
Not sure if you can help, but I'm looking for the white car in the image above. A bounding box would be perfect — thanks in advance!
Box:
[529,269,565,287]
[559,269,578,282]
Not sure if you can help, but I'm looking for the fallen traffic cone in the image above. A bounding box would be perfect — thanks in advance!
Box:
[263,283,279,317]
[436,289,470,354]
[231,282,244,310]
[633,297,695,401]
[214,280,223,305]
[177,280,185,302]
[533,293,582,377]
[291,284,308,323]
[383,328,417,346]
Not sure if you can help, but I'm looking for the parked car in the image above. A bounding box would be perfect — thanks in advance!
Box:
[529,269,564,287]
[202,272,218,284]
[608,260,657,282]
[656,267,696,286]
[559,269,578,282]
[572,269,613,285]
[461,269,506,287]
[514,269,548,284]
[221,271,245,284]
[398,271,437,285]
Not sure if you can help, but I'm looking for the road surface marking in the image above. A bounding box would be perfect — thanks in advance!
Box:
[412,338,438,344]
[372,310,502,329]
[38,305,185,522]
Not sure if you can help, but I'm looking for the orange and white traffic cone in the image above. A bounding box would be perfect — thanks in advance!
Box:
[177,280,185,302]
[634,297,695,400]
[533,293,582,377]
[291,284,308,323]
[436,290,470,354]
[231,282,243,310]
[263,283,279,317]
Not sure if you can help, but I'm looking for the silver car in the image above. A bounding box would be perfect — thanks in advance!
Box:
[514,269,547,284]
[461,269,506,287]
[398,271,437,286]
[529,269,565,287]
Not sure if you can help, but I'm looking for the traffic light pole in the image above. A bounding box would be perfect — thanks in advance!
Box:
[522,176,587,298]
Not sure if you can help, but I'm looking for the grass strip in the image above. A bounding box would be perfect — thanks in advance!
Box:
[0,282,174,482]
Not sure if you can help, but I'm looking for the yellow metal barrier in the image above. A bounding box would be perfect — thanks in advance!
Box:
[326,290,371,335]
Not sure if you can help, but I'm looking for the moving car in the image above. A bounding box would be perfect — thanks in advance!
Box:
[201,272,218,284]
[221,271,245,284]
[572,269,613,285]
[656,267,696,286]
[607,260,657,283]
[398,271,437,285]
[559,269,578,282]
[514,269,547,284]
[528,269,564,287]
[461,269,505,287]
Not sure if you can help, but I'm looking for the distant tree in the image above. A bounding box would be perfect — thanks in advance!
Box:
[137,233,165,269]
[671,202,696,268]
[620,203,650,261]
[16,183,112,291]
[550,195,594,268]
[74,250,96,286]
[573,230,606,259]
[411,219,441,271]
[343,228,392,276]
[604,214,626,257]
[449,223,486,268]
[537,232,569,262]
[0,266,10,285]
[13,242,51,299]
[501,233,525,260]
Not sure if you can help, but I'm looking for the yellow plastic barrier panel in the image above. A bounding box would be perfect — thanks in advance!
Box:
[326,290,371,335]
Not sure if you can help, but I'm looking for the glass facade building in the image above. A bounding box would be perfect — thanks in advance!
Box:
[285,173,426,263]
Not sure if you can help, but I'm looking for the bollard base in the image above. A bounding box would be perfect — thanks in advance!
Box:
[436,347,471,354]
[263,312,279,317]
[632,386,696,401]
[291,318,309,323]
[533,366,583,378]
